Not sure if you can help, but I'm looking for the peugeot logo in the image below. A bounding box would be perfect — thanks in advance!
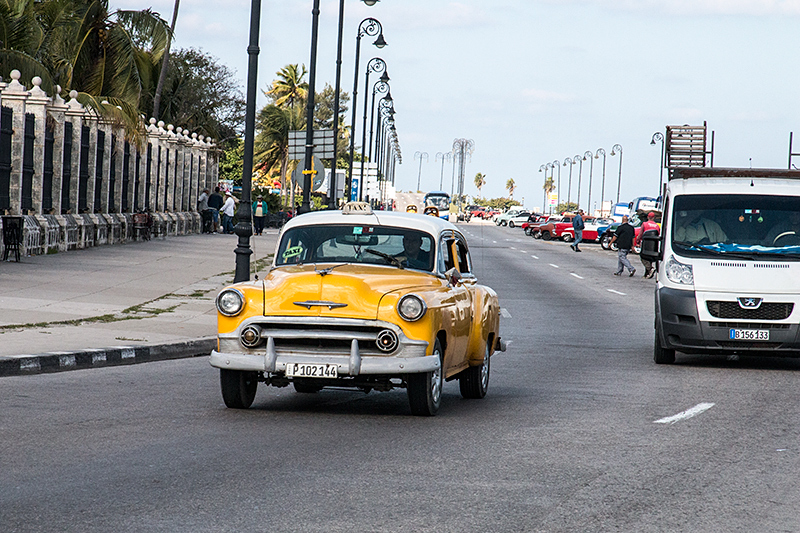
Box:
[737,297,763,309]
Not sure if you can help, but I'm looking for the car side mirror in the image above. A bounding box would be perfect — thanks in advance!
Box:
[444,267,462,286]
[641,230,661,263]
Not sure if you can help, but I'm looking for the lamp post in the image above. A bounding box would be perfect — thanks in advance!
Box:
[297,0,323,215]
[574,154,583,209]
[357,58,387,201]
[436,152,451,191]
[539,164,547,214]
[329,0,381,208]
[583,150,593,215]
[651,132,665,198]
[595,148,606,216]
[233,0,262,282]
[346,17,386,202]
[563,157,574,207]
[611,143,623,204]
[552,159,561,211]
[368,80,389,164]
[414,151,428,192]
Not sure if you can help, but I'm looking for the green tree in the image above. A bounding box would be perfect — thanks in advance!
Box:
[254,103,304,207]
[219,139,244,184]
[556,202,578,213]
[474,172,486,198]
[0,0,171,133]
[506,178,516,198]
[265,63,308,110]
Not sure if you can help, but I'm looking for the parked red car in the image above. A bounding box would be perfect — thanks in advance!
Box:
[522,214,547,236]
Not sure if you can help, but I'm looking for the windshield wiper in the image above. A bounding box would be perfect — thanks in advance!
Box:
[672,241,724,255]
[365,249,404,268]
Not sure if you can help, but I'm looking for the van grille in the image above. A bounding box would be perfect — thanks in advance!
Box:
[707,301,793,320]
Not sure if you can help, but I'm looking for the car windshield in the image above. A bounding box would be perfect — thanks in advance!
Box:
[425,195,450,210]
[276,224,436,271]
[672,194,800,259]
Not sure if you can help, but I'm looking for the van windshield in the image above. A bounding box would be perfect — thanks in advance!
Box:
[671,194,800,259]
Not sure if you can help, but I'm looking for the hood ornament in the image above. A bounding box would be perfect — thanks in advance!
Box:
[293,300,348,310]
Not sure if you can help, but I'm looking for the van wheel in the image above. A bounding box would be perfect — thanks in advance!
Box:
[654,325,676,364]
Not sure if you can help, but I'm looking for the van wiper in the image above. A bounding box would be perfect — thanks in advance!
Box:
[365,248,404,268]
[672,241,723,255]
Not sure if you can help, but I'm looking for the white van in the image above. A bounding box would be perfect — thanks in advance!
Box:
[642,167,800,364]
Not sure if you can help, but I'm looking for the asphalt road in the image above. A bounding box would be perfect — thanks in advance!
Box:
[3,222,800,532]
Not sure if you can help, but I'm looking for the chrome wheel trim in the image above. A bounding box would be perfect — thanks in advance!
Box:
[431,348,443,403]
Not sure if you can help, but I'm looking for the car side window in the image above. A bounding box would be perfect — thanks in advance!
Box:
[439,237,455,273]
[453,238,471,274]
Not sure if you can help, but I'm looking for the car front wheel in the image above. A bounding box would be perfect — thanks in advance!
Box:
[542,231,551,241]
[408,339,444,416]
[220,369,258,408]
[562,234,573,242]
[459,342,490,399]
[508,221,515,228]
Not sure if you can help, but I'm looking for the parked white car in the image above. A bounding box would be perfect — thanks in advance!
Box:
[506,211,532,228]
[495,208,528,226]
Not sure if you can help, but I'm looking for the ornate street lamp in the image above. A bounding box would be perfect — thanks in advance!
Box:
[651,132,665,197]
[345,18,386,202]
[611,143,623,204]
[583,150,594,215]
[563,157,575,206]
[329,0,381,208]
[595,148,606,216]
[298,0,324,215]
[233,0,263,282]
[552,159,561,211]
[574,154,583,209]
[358,59,387,200]
[414,151,428,192]
[539,164,547,214]
[436,152,451,191]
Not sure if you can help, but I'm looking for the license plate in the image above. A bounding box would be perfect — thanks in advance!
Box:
[729,329,769,341]
[285,363,338,378]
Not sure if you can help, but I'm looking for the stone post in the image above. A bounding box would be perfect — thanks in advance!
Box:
[49,86,68,216]
[83,110,98,213]
[64,91,84,214]
[166,124,177,212]
[1,70,28,215]
[98,117,112,213]
[26,77,50,215]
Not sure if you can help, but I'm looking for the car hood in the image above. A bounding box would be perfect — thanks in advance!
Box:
[262,264,443,319]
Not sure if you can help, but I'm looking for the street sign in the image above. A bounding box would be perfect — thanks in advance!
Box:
[291,155,326,192]
[289,129,334,159]
[548,193,558,206]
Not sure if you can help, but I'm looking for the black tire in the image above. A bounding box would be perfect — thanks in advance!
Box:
[542,231,552,241]
[495,219,501,226]
[533,231,541,239]
[408,339,444,416]
[600,233,612,250]
[562,234,573,243]
[524,227,531,236]
[508,221,515,228]
[220,369,258,408]
[459,342,490,399]
[654,325,676,364]
[293,380,323,393]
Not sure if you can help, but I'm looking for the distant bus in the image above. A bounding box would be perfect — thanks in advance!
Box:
[423,191,450,219]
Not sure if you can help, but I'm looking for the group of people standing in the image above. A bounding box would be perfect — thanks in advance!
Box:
[197,187,270,235]
[569,209,660,278]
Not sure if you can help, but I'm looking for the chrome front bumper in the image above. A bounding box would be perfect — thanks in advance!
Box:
[210,338,438,376]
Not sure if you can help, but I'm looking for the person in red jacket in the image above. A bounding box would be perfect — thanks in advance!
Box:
[636,211,660,278]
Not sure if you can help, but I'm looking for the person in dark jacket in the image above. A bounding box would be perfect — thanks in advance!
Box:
[570,209,585,252]
[207,186,224,233]
[610,215,636,276]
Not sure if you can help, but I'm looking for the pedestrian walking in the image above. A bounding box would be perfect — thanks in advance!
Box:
[197,188,213,233]
[570,209,585,252]
[610,215,636,276]
[636,211,660,278]
[252,195,269,235]
[208,186,224,233]
[221,191,237,234]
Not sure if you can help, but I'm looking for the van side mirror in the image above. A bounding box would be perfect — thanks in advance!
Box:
[640,230,661,263]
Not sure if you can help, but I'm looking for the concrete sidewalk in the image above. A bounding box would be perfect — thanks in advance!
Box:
[0,231,278,377]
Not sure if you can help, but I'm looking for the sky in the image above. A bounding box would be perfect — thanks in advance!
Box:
[114,0,800,212]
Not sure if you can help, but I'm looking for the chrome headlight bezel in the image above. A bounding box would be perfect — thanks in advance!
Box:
[216,288,245,317]
[397,294,427,322]
[665,255,694,285]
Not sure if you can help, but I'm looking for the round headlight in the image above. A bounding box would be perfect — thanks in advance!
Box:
[397,294,426,322]
[217,289,245,316]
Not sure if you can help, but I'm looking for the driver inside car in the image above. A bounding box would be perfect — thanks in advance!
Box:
[764,211,800,246]
[396,233,431,270]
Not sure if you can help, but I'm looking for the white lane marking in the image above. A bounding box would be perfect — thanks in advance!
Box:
[570,273,584,279]
[520,250,527,253]
[493,240,497,244]
[654,403,715,425]
[500,308,512,318]
[549,264,559,269]
[607,289,626,295]
[511,246,517,250]
[531,255,539,259]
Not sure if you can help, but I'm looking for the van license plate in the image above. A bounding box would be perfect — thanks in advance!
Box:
[729,329,769,341]
[285,363,338,378]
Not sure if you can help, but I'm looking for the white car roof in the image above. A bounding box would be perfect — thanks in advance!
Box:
[281,209,458,236]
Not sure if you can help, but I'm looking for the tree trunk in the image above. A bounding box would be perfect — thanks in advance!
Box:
[153,0,180,120]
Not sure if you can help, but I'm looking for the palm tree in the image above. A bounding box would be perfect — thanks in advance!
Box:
[254,103,304,208]
[474,172,486,198]
[506,178,516,198]
[266,64,308,110]
[152,0,180,120]
[0,0,171,134]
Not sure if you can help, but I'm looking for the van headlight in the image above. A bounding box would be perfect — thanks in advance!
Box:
[217,288,245,316]
[397,294,427,322]
[665,255,693,285]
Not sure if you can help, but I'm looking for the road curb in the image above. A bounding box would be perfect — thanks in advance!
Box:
[0,337,216,378]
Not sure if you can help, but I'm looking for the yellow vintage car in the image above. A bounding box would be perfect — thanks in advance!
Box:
[210,202,504,415]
